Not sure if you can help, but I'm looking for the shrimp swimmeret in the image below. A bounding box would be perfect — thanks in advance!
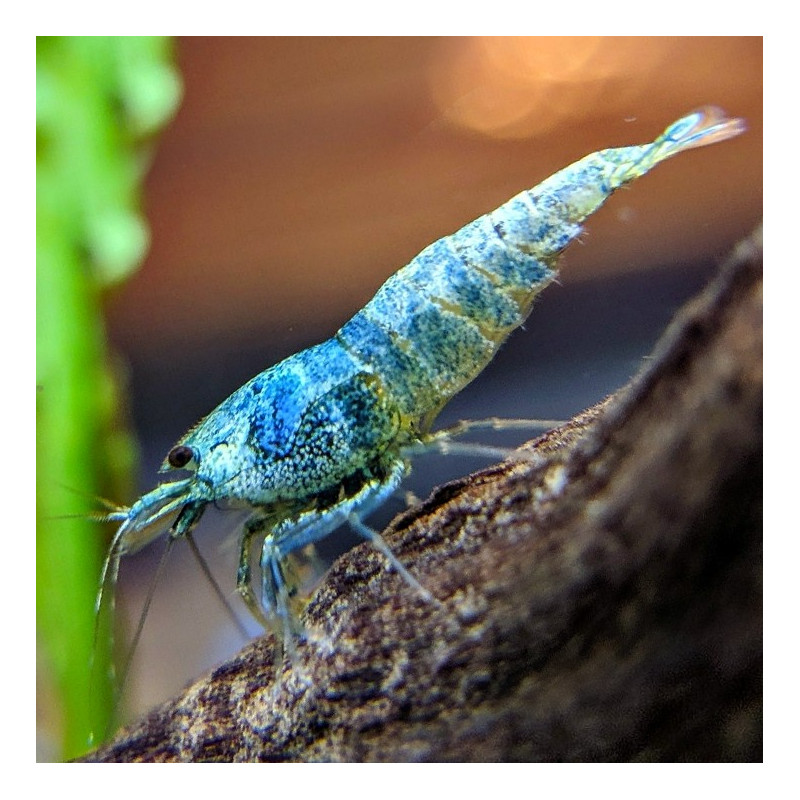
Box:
[99,106,746,660]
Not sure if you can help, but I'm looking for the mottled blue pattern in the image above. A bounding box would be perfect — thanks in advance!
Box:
[101,108,746,642]
[451,214,557,293]
[177,338,399,504]
[402,237,523,333]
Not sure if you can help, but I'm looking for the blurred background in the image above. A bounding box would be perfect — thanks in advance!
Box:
[37,36,762,759]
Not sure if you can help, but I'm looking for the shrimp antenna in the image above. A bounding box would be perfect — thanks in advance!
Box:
[105,535,177,740]
[185,531,251,640]
[97,525,250,741]
[54,480,127,513]
[88,520,130,745]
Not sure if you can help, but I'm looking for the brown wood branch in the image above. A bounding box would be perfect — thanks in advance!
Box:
[83,228,762,762]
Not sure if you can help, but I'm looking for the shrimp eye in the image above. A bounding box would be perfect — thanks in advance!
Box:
[167,445,196,469]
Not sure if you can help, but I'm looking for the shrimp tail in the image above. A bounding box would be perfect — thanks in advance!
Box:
[616,106,747,184]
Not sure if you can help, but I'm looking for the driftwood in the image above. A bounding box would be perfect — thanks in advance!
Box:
[84,229,762,762]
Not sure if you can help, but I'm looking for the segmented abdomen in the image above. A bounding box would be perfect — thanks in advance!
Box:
[335,107,746,431]
[336,232,549,427]
[334,157,609,427]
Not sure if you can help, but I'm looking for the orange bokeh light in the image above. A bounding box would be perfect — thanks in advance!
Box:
[429,37,666,139]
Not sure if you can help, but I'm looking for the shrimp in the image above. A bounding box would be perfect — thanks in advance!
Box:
[100,106,745,656]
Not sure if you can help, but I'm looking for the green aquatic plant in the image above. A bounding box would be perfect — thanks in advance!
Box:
[36,35,181,761]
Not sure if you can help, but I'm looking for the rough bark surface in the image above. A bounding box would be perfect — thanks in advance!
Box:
[84,229,762,762]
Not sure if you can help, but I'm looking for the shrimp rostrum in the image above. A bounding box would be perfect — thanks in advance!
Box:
[101,107,745,651]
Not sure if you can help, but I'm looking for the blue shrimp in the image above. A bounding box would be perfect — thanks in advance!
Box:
[100,107,745,652]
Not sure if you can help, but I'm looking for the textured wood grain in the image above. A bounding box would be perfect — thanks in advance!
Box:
[84,228,762,762]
